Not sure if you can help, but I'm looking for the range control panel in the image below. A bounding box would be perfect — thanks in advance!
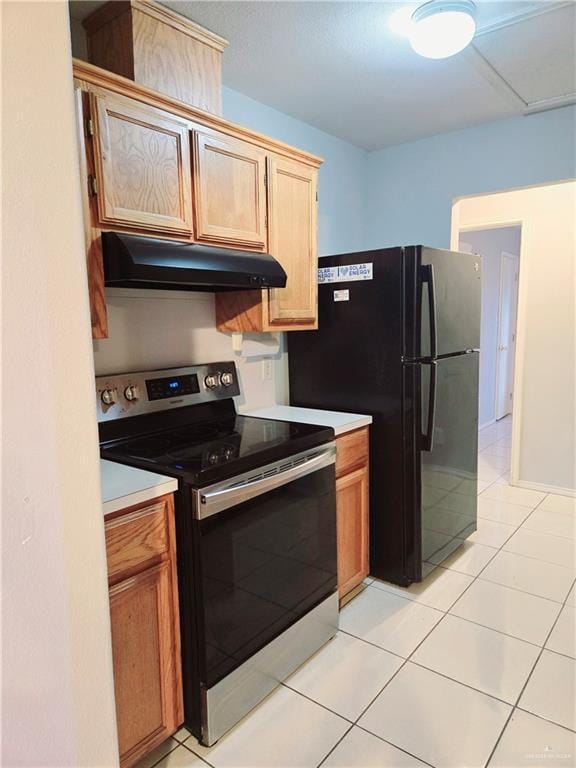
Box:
[96,362,239,422]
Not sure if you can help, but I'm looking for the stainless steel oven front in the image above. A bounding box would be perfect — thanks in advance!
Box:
[179,441,339,746]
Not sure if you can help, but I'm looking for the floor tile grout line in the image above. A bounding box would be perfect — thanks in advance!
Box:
[514,706,576,736]
[443,611,557,650]
[351,656,411,725]
[148,740,185,768]
[315,723,355,768]
[485,545,576,570]
[182,740,218,768]
[280,682,355,724]
[354,723,437,768]
[517,522,576,543]
[473,572,571,605]
[483,573,576,765]
[407,658,519,709]
[336,626,410,660]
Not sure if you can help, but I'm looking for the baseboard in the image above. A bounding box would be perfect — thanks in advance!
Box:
[479,418,497,431]
[511,478,576,498]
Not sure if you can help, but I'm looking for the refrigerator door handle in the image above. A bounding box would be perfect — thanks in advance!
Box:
[421,361,437,452]
[421,264,438,359]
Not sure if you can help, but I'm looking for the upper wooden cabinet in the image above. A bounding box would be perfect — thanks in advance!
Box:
[267,156,318,327]
[215,158,319,332]
[193,130,267,249]
[73,60,322,338]
[90,93,193,234]
[83,0,228,115]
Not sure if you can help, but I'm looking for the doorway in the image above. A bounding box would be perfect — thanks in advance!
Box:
[458,227,521,430]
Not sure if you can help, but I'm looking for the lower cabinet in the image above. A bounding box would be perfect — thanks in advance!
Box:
[105,494,183,768]
[335,428,370,600]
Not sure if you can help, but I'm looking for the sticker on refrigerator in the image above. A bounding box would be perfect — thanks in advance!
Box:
[333,289,349,302]
[318,263,373,284]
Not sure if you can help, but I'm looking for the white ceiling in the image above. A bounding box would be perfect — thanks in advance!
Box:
[69,0,576,150]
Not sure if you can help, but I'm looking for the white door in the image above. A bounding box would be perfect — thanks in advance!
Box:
[495,252,518,420]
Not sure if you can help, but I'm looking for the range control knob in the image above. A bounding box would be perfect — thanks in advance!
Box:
[205,373,221,389]
[124,385,139,402]
[221,372,234,387]
[101,388,117,406]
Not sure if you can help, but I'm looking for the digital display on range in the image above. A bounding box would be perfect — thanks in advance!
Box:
[146,374,200,401]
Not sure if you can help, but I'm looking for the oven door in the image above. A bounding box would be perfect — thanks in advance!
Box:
[193,443,337,689]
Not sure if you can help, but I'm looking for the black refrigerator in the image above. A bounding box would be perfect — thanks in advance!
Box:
[288,245,481,586]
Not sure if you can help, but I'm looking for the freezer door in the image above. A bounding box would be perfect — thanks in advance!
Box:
[418,353,479,573]
[411,247,481,359]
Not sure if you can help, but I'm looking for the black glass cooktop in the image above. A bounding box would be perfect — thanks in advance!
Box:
[100,411,334,486]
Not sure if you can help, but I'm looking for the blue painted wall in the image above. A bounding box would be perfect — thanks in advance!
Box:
[364,105,576,250]
[223,87,369,255]
[224,88,575,257]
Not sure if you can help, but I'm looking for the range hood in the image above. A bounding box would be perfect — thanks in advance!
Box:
[101,232,287,292]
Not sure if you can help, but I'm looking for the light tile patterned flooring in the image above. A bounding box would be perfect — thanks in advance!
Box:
[141,417,576,768]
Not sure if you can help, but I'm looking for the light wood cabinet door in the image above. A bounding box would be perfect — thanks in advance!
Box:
[267,156,318,329]
[91,93,193,234]
[109,561,182,768]
[105,495,183,768]
[193,130,267,248]
[336,465,369,599]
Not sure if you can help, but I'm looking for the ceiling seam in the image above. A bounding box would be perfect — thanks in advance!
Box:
[463,45,528,111]
[475,0,575,38]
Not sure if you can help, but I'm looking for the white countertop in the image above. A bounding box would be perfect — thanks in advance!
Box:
[244,406,372,436]
[101,460,178,517]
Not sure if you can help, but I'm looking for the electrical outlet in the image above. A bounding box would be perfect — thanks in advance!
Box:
[262,359,273,381]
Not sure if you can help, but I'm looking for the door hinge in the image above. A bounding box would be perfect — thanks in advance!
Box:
[88,174,98,196]
[86,118,94,137]
[315,190,318,202]
[264,171,267,187]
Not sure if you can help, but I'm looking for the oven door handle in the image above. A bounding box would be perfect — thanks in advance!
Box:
[196,443,336,519]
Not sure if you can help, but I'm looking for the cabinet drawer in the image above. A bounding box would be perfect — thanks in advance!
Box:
[336,427,369,479]
[105,497,171,584]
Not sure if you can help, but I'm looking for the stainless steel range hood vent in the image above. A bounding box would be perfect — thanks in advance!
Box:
[101,232,287,292]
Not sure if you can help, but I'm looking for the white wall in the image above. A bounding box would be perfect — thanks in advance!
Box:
[452,182,576,495]
[2,3,119,766]
[459,227,521,428]
[93,291,284,410]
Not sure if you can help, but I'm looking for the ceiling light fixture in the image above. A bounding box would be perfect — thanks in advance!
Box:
[409,0,476,59]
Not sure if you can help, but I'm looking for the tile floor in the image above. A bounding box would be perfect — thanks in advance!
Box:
[140,416,576,768]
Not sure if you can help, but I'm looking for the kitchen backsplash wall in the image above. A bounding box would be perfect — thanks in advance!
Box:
[93,289,286,412]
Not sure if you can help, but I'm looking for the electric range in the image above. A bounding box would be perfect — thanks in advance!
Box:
[97,362,338,746]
